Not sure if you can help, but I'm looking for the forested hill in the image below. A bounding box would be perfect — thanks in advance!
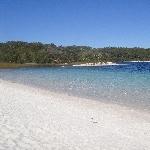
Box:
[0,41,150,64]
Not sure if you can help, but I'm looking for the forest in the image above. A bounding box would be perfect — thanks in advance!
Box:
[0,41,150,64]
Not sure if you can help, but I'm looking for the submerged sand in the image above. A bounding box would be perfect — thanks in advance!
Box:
[0,79,150,150]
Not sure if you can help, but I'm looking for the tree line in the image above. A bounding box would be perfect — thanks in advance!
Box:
[0,41,150,64]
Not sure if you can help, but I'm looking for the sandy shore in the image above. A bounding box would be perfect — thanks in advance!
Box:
[72,62,119,66]
[0,79,150,150]
[125,61,150,62]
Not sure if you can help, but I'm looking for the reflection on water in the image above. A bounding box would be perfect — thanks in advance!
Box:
[0,62,150,110]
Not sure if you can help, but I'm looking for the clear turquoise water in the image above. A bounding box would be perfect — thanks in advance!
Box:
[0,62,150,110]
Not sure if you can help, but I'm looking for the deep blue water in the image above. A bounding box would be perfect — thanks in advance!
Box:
[0,62,150,110]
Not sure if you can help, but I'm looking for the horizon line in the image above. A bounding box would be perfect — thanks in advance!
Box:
[0,40,149,49]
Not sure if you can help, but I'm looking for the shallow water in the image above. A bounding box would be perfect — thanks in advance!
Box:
[0,62,150,110]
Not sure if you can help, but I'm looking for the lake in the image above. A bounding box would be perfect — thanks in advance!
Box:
[0,62,150,111]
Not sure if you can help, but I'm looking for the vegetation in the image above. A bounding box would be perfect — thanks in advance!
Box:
[0,41,150,66]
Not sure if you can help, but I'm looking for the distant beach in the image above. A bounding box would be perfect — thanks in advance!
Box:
[124,61,150,62]
[72,62,118,66]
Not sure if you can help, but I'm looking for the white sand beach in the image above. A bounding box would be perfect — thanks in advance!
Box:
[0,79,150,150]
[125,61,150,62]
[72,62,120,66]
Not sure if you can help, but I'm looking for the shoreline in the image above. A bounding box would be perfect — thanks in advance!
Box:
[0,61,149,69]
[0,79,150,149]
[0,62,119,69]
[72,62,119,67]
[124,61,150,62]
[72,61,150,67]
[1,78,150,113]
[0,63,70,69]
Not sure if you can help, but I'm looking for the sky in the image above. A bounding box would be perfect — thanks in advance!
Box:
[0,0,150,48]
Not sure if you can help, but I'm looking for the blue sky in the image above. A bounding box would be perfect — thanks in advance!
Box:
[0,0,150,47]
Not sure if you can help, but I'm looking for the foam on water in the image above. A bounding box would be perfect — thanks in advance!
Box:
[0,62,150,110]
